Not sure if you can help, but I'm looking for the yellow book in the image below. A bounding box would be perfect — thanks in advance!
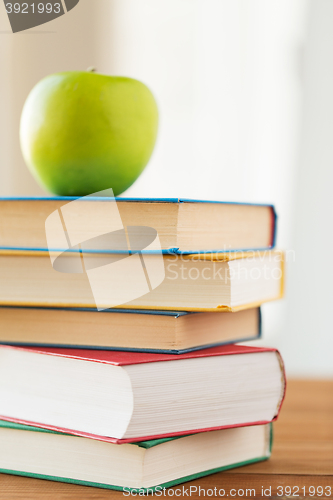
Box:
[0,249,283,312]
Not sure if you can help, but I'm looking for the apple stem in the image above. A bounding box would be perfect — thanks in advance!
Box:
[86,66,96,73]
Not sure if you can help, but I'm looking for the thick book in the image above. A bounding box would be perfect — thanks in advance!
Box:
[0,344,286,442]
[0,306,261,353]
[0,420,272,491]
[0,250,284,311]
[0,197,276,253]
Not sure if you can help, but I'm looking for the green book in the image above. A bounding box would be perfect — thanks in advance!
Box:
[0,420,272,492]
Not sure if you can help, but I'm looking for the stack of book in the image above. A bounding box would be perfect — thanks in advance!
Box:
[0,197,285,492]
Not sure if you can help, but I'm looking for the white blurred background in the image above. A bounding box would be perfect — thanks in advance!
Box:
[0,0,332,376]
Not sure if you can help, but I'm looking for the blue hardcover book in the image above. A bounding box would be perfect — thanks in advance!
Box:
[0,305,261,354]
[0,197,276,254]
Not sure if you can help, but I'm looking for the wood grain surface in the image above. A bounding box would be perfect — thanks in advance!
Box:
[0,379,332,499]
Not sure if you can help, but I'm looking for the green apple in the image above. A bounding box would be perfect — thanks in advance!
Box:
[20,71,159,196]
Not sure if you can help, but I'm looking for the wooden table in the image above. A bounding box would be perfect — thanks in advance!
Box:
[0,379,332,499]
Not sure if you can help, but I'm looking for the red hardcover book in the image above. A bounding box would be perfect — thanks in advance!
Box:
[0,344,286,443]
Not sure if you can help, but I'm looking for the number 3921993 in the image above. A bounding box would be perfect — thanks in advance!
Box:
[5,3,61,14]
